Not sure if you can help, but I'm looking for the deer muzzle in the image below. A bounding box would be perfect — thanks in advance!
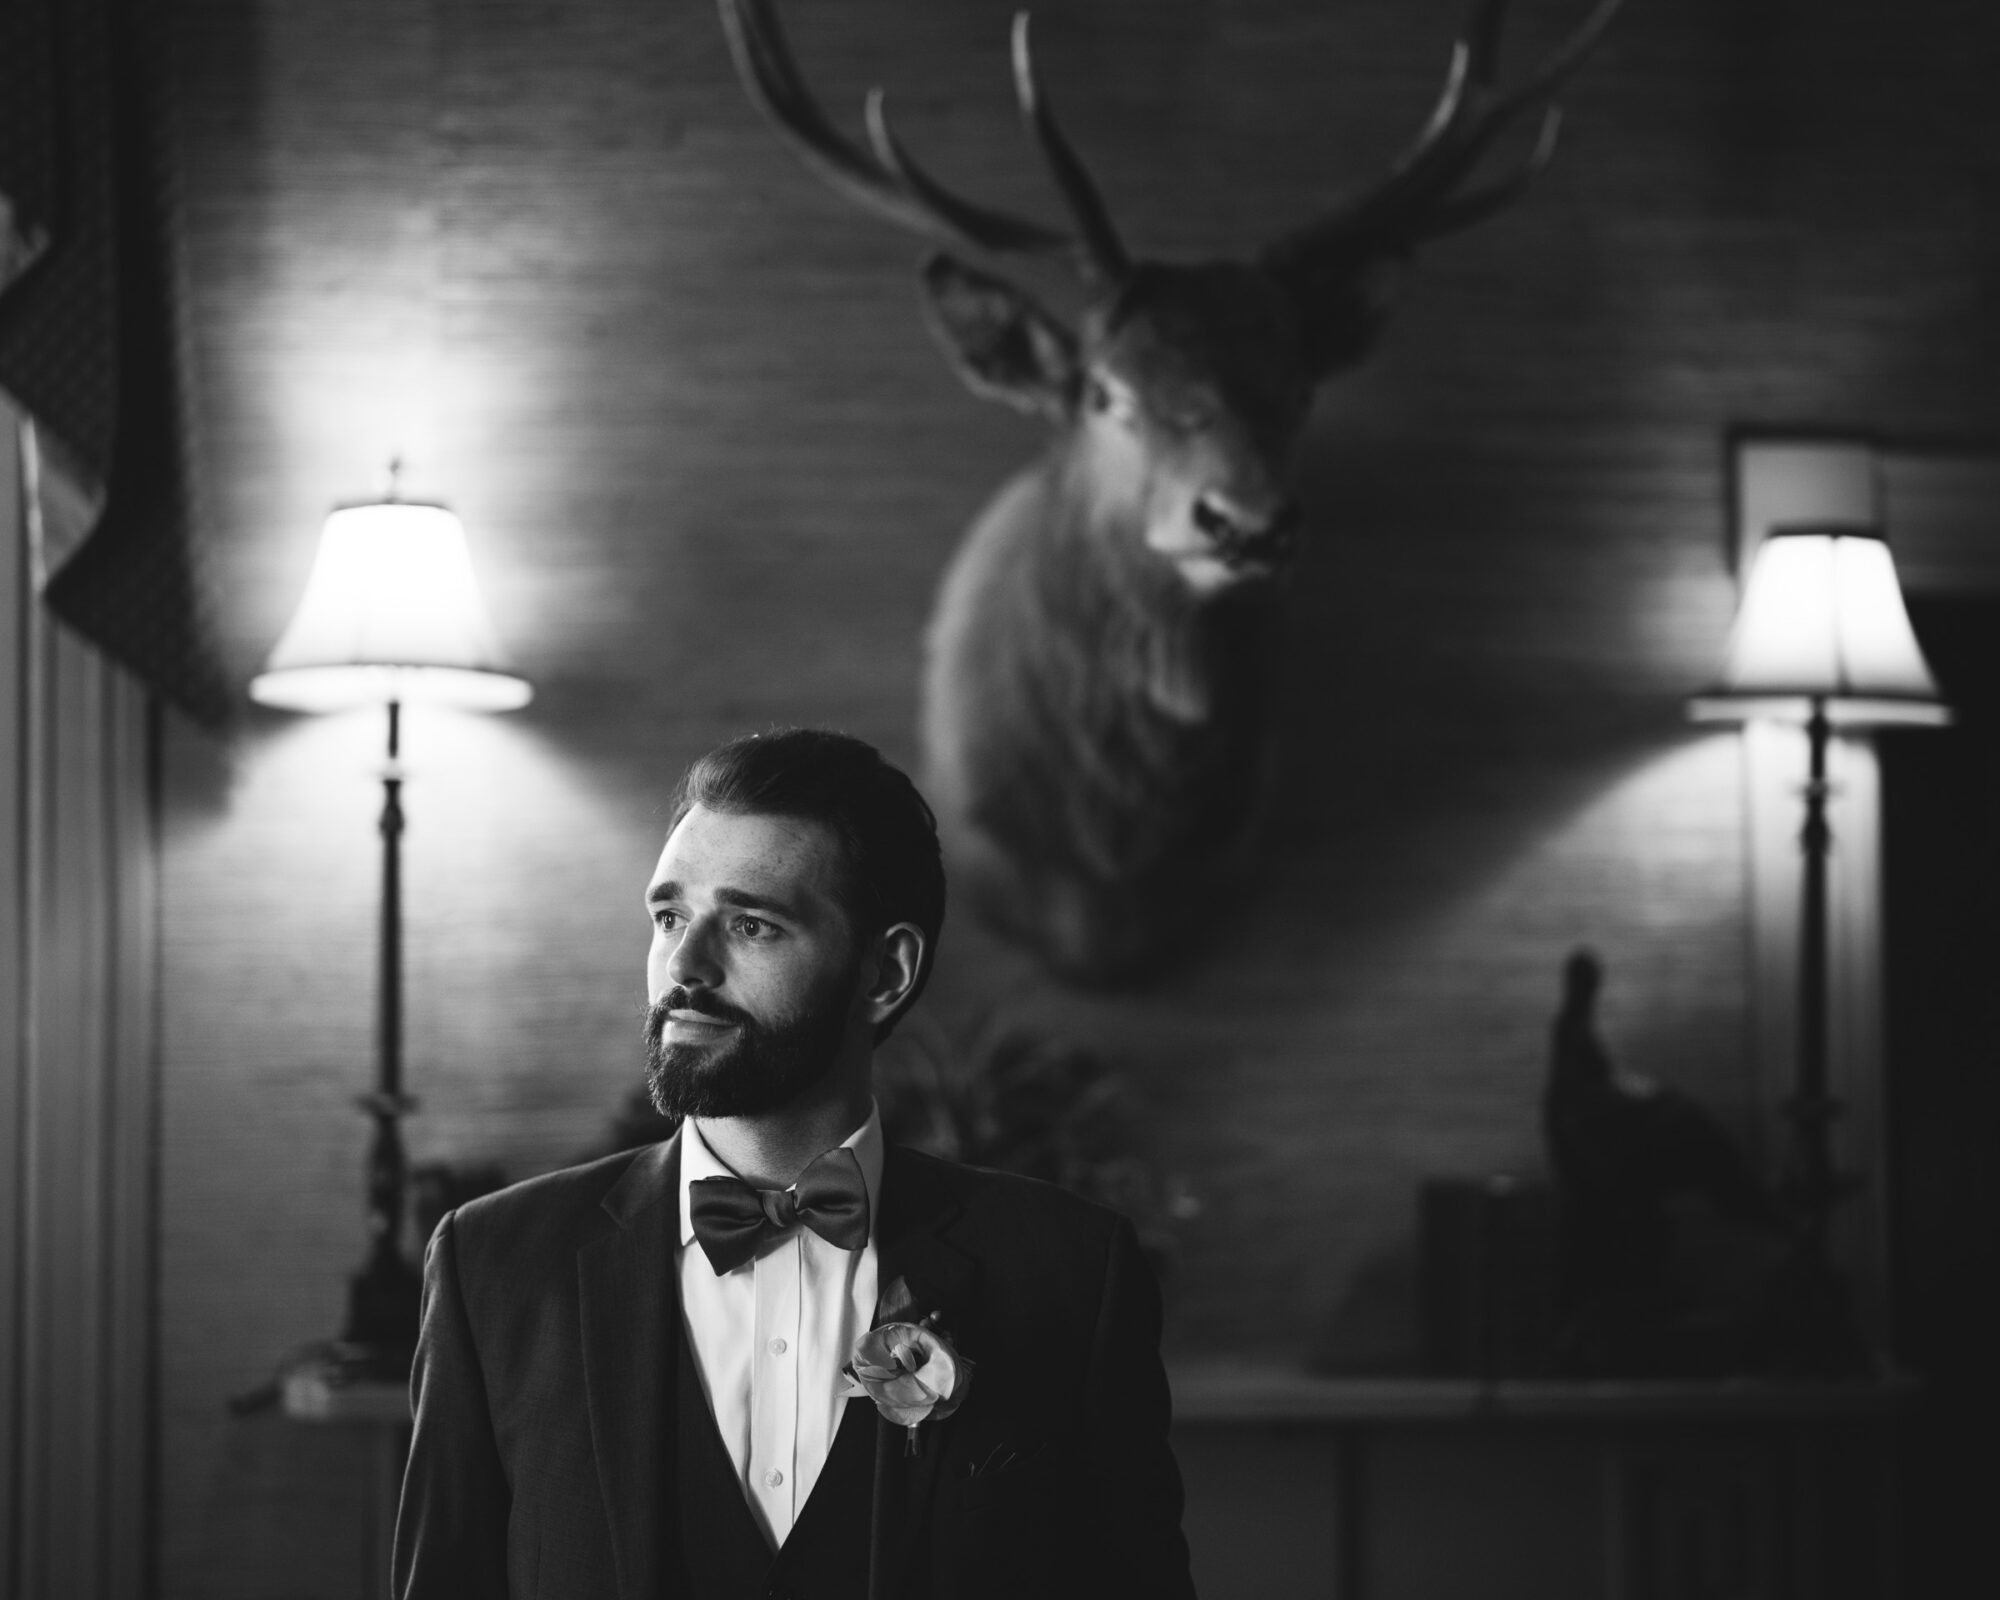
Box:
[1192,492,1301,573]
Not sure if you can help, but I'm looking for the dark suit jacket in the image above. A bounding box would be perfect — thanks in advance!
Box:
[391,1130,1196,1599]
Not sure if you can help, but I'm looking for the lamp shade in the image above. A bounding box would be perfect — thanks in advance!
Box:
[250,500,532,713]
[1689,522,1948,726]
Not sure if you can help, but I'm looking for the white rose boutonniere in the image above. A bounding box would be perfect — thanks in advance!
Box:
[845,1311,974,1455]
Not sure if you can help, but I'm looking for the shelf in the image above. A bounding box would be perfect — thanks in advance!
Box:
[282,1372,411,1426]
[276,1359,1917,1427]
[1167,1362,1919,1424]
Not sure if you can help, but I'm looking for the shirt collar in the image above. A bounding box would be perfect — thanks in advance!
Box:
[677,1101,885,1252]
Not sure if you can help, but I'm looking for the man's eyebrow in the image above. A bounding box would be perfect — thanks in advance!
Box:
[715,887,802,918]
[644,880,803,919]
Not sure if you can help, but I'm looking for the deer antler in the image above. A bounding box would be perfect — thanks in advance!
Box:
[1263,0,1622,280]
[1010,15,1130,287]
[719,1,1133,287]
[718,0,1071,259]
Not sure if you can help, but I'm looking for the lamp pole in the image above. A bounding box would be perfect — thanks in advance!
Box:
[1795,697,1835,1233]
[1772,694,1867,1375]
[343,698,421,1359]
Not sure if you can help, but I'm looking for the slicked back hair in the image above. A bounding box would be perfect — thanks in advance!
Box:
[663,728,946,1039]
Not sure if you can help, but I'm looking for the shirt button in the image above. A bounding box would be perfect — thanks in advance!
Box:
[768,1337,788,1355]
[763,1467,784,1489]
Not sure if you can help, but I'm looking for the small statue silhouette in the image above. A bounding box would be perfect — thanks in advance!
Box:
[1543,948,1774,1373]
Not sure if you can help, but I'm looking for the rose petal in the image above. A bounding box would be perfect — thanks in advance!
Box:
[849,1321,970,1432]
[912,1345,957,1397]
[928,1352,972,1418]
[856,1322,933,1372]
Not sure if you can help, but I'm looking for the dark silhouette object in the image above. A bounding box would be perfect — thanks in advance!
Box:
[1418,1175,1561,1380]
[1543,949,1779,1375]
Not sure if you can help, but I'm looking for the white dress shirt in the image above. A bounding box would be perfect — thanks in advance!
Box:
[677,1107,882,1549]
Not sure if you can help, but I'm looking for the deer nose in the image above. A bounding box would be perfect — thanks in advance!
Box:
[1192,493,1301,567]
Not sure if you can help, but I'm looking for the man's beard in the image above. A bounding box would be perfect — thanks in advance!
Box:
[642,971,857,1121]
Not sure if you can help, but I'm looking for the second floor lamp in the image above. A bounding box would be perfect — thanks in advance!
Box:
[1692,520,1948,1374]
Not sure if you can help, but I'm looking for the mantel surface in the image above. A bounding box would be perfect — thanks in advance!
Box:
[1166,1361,1920,1423]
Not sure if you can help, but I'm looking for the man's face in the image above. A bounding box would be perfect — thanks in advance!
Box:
[641,804,868,1120]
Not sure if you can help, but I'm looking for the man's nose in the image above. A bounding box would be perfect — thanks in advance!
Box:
[663,916,723,989]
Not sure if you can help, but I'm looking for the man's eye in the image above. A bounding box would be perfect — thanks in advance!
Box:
[733,916,776,939]
[652,908,684,932]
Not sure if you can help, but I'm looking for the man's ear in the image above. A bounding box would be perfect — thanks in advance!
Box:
[863,922,926,1034]
[918,253,1080,422]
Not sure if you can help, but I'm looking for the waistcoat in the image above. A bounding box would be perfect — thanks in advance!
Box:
[676,1326,876,1600]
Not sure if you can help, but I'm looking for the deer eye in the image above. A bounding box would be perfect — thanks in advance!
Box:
[1085,373,1136,423]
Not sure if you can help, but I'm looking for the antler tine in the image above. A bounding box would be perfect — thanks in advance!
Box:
[718,0,930,235]
[1485,0,1624,124]
[1411,106,1562,241]
[1368,41,1477,201]
[1011,14,1131,288]
[1370,0,1509,202]
[1262,0,1621,273]
[863,92,1070,257]
[718,0,1069,258]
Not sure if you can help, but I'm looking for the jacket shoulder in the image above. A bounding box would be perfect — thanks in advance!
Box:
[443,1142,667,1266]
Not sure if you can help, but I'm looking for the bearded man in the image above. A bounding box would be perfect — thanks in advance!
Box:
[392,728,1196,1599]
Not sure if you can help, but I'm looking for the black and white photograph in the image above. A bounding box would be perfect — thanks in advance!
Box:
[3,1,1996,1596]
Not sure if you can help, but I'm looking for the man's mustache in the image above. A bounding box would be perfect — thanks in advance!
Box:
[647,988,752,1031]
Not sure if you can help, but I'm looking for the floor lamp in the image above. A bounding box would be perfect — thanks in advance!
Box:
[1691,521,1948,1375]
[251,483,531,1374]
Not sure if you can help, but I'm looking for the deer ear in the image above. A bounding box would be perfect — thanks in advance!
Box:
[918,254,1080,421]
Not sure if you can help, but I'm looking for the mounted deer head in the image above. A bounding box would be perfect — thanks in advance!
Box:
[718,0,1623,980]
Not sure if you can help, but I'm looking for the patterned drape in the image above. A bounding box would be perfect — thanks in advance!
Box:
[0,0,231,727]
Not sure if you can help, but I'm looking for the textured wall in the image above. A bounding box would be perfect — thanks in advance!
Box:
[156,0,2000,1593]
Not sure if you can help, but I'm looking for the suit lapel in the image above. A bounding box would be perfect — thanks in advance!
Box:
[868,1147,978,1600]
[579,1133,683,1600]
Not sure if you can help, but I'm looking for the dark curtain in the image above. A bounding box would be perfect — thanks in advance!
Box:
[0,0,231,728]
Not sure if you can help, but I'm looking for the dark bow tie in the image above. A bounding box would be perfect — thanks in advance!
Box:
[688,1144,870,1275]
